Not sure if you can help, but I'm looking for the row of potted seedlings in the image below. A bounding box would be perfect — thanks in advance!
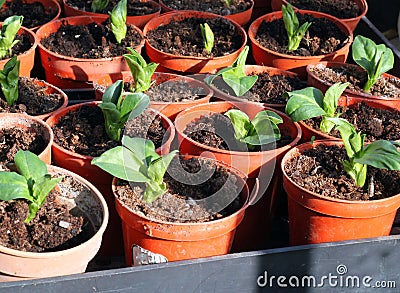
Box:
[1,0,400,283]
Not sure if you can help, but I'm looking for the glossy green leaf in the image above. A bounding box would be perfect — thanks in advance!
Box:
[14,149,47,181]
[323,82,349,117]
[200,23,214,53]
[0,15,23,59]
[109,0,127,44]
[102,79,123,105]
[356,140,400,170]
[0,172,31,201]
[282,3,311,51]
[120,92,150,121]
[224,109,253,141]
[143,180,167,204]
[147,151,177,183]
[285,87,325,122]
[0,56,19,106]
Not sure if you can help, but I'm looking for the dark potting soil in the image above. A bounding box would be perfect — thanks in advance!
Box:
[305,102,400,142]
[183,112,292,152]
[308,64,400,99]
[284,144,400,200]
[0,77,64,116]
[115,156,243,223]
[212,71,307,104]
[146,17,243,58]
[161,0,252,15]
[255,13,350,56]
[40,19,143,59]
[52,105,166,157]
[289,0,361,19]
[0,33,32,61]
[0,124,46,166]
[0,0,58,29]
[0,174,94,252]
[65,0,159,15]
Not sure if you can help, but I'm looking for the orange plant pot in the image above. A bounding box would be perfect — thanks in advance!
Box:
[282,140,400,245]
[158,0,254,27]
[0,165,108,281]
[63,0,161,29]
[143,11,247,74]
[35,16,145,89]
[307,61,400,111]
[209,64,302,112]
[113,156,258,264]
[270,0,368,32]
[21,0,61,31]
[248,10,353,77]
[0,25,37,77]
[46,101,175,256]
[0,113,53,164]
[93,71,213,121]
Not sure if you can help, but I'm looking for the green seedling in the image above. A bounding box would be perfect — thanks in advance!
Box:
[200,23,214,54]
[0,15,23,59]
[91,0,109,13]
[0,56,19,106]
[0,150,63,223]
[282,3,312,51]
[109,0,127,44]
[92,136,178,203]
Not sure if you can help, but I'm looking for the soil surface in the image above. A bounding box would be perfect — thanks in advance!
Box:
[0,33,32,61]
[115,156,243,223]
[183,112,292,151]
[284,144,400,200]
[0,174,94,252]
[213,71,307,104]
[0,77,64,116]
[40,19,143,59]
[0,124,47,167]
[308,64,400,98]
[289,0,361,19]
[0,0,58,29]
[161,0,252,15]
[255,13,350,56]
[146,17,243,58]
[305,102,400,142]
[52,105,167,157]
[65,0,159,15]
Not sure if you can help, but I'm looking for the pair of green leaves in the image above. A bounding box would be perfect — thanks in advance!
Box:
[284,82,349,134]
[0,15,23,59]
[123,47,158,93]
[98,80,150,141]
[0,56,19,106]
[225,109,283,151]
[0,150,62,223]
[109,0,127,44]
[91,0,109,13]
[205,46,258,97]
[92,136,178,203]
[282,3,312,52]
[352,35,394,92]
[200,23,214,54]
[325,118,400,187]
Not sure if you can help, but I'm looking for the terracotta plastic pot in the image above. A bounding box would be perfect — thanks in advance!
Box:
[298,97,400,143]
[93,71,213,121]
[0,113,53,164]
[113,156,259,264]
[282,140,400,245]
[0,165,108,281]
[174,101,302,252]
[28,79,69,121]
[307,61,400,111]
[270,0,368,32]
[35,16,145,89]
[46,101,175,256]
[248,10,353,77]
[143,11,247,74]
[63,0,161,29]
[158,0,254,27]
[0,25,37,77]
[210,64,302,112]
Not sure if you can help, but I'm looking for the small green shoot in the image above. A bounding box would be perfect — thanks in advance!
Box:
[224,0,231,6]
[92,136,178,203]
[225,109,283,151]
[282,3,312,51]
[0,56,19,106]
[205,46,258,96]
[200,23,214,54]
[352,35,394,92]
[123,47,159,93]
[0,15,23,59]
[284,82,349,134]
[109,0,127,44]
[0,150,63,223]
[98,80,150,141]
[91,0,109,13]
[326,117,400,187]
